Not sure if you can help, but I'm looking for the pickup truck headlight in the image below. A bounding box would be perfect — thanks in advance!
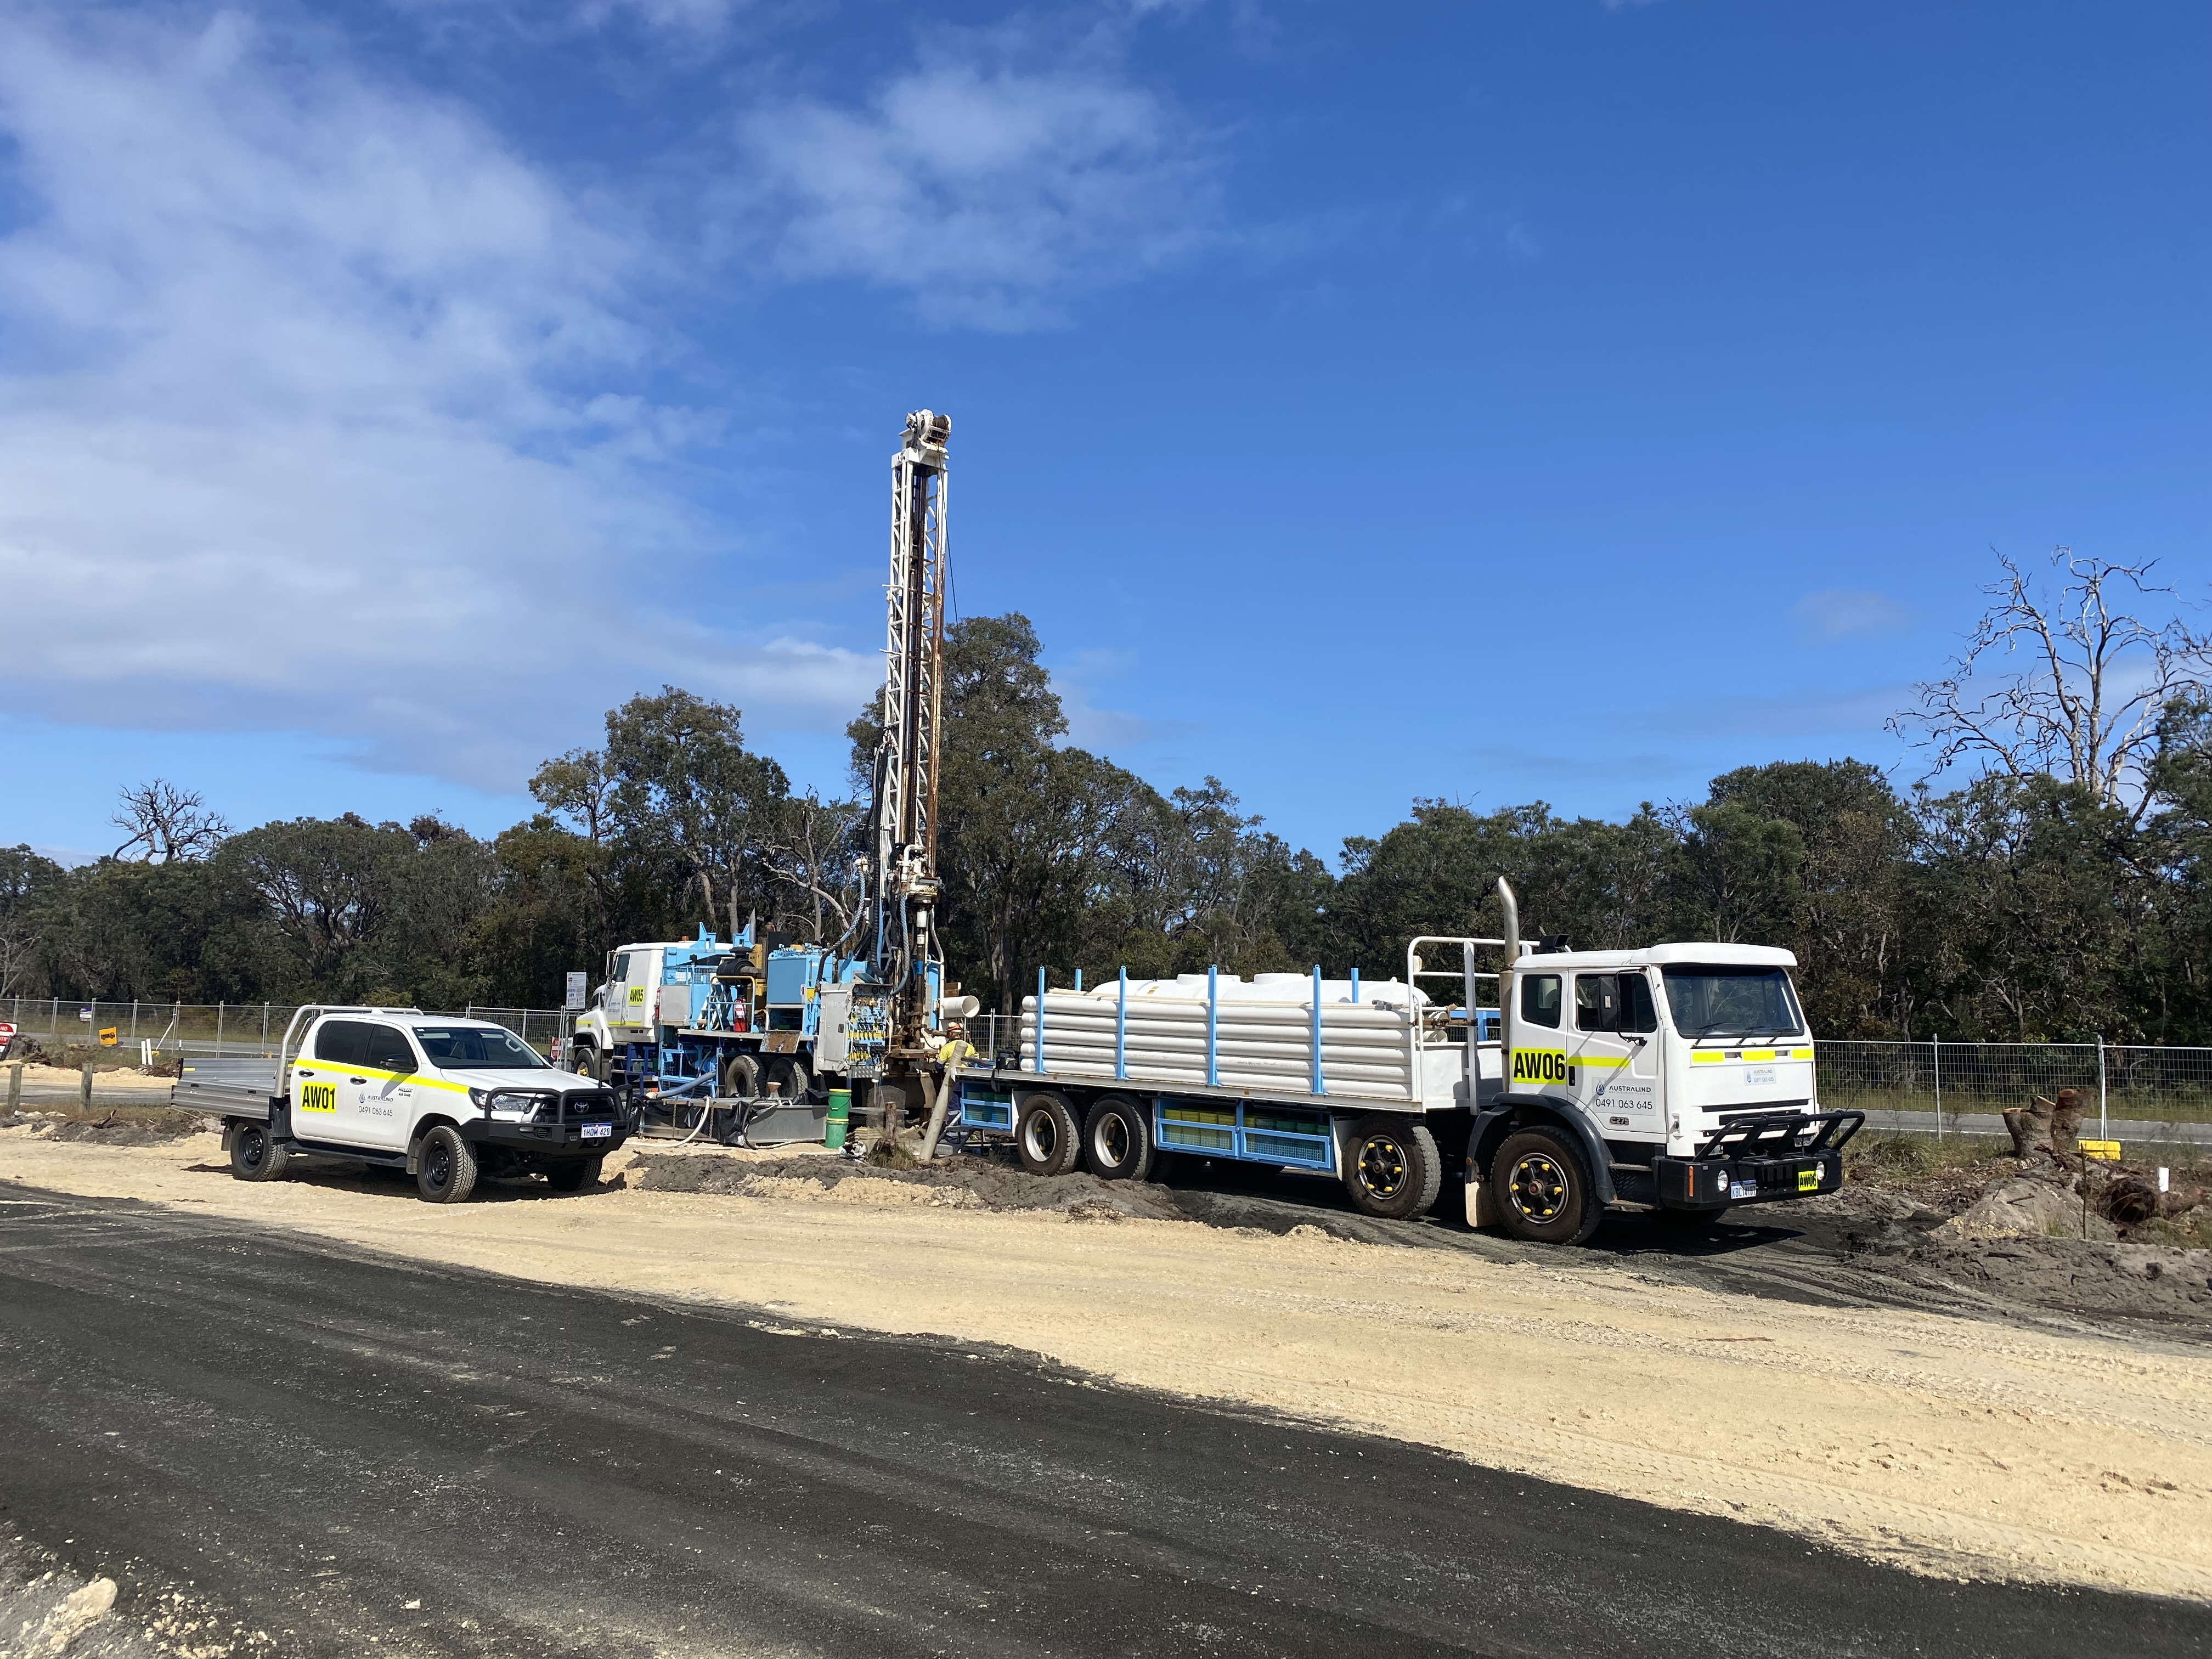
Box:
[470,1088,543,1121]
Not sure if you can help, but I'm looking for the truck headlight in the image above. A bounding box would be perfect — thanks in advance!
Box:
[471,1088,541,1121]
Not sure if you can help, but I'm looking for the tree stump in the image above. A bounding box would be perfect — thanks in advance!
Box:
[2002,1087,2086,1161]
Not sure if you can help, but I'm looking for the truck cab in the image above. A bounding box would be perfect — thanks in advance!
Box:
[1470,941,1859,1242]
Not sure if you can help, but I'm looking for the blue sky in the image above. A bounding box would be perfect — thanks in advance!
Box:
[1,0,2205,865]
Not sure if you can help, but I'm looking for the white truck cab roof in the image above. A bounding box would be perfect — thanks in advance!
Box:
[1515,943,1799,972]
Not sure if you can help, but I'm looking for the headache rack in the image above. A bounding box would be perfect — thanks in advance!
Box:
[1694,1108,1864,1160]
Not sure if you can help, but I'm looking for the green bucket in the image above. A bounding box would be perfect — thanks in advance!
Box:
[825,1088,850,1150]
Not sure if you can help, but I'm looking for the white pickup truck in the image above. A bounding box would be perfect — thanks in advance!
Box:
[174,1005,630,1202]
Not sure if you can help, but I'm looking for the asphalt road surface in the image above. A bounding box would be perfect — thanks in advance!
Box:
[1,1184,2203,1658]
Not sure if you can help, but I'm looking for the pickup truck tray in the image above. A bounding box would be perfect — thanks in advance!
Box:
[173,1058,284,1119]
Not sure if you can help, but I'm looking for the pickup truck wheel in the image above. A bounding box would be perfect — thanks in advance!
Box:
[1015,1091,1081,1177]
[1341,1117,1442,1220]
[546,1156,603,1193]
[229,1122,289,1182]
[1491,1127,1602,1245]
[1082,1096,1154,1182]
[415,1124,479,1204]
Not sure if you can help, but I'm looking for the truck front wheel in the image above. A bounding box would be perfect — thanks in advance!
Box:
[1341,1117,1442,1220]
[1491,1127,1602,1245]
[415,1125,479,1204]
[229,1122,289,1183]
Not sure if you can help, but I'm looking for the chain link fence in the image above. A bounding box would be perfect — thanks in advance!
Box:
[1816,1039,2212,1137]
[0,996,575,1060]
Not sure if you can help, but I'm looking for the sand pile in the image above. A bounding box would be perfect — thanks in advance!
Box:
[631,1148,1191,1222]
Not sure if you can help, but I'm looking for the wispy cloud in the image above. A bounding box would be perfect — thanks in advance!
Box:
[1792,588,1918,642]
[0,5,868,788]
[732,46,1222,328]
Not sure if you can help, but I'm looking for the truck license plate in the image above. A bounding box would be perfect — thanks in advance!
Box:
[582,1123,612,1140]
[1745,1066,1776,1087]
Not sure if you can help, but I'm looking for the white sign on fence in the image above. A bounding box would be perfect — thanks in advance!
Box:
[565,972,588,1012]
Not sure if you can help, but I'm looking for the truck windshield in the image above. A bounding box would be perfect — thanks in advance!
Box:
[413,1027,550,1069]
[1660,967,1805,1039]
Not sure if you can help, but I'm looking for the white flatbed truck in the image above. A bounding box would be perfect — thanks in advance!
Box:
[173,1006,631,1202]
[957,882,1860,1241]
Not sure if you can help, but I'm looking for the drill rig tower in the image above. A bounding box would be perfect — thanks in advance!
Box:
[872,409,951,1062]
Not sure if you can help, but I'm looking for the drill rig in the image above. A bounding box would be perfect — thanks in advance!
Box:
[865,408,970,1101]
[567,410,973,1144]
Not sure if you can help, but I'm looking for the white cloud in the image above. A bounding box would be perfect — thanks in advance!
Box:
[0,4,870,788]
[733,53,1220,328]
[1792,588,1918,642]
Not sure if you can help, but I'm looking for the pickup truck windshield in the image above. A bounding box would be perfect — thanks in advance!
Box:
[1660,966,1805,1039]
[413,1027,550,1069]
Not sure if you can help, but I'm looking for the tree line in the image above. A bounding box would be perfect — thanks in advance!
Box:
[4,551,2208,1043]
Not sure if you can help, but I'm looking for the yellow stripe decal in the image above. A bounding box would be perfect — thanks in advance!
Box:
[1692,1052,1723,1063]
[1576,1055,1633,1069]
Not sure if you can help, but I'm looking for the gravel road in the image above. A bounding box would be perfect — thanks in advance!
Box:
[1,1184,2204,1658]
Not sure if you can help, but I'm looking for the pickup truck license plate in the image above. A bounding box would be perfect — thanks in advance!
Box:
[582,1123,612,1140]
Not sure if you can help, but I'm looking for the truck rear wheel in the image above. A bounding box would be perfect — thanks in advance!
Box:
[229,1121,289,1182]
[1491,1127,1602,1245]
[1082,1096,1154,1182]
[719,1052,761,1100]
[1341,1117,1442,1220]
[766,1054,812,1103]
[415,1125,479,1204]
[1015,1091,1080,1177]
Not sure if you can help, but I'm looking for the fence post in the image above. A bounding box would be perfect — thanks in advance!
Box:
[262,1004,270,1046]
[130,1000,138,1042]
[216,1001,226,1054]
[1932,1035,1942,1138]
[2097,1036,2109,1141]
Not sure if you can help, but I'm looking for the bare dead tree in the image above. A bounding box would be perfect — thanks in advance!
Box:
[759,791,866,943]
[1889,549,2211,824]
[109,780,230,864]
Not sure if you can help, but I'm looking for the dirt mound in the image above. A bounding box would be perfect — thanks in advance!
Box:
[1906,1236,2212,1323]
[4,1111,204,1146]
[631,1149,1192,1222]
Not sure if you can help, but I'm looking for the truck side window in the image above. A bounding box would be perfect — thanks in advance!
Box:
[613,952,632,984]
[363,1024,415,1073]
[1574,975,1618,1032]
[1619,973,1659,1035]
[313,1020,368,1066]
[1520,974,1562,1029]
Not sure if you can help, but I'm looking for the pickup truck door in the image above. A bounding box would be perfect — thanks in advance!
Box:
[295,1019,365,1144]
[1570,973,1662,1143]
[352,1022,421,1152]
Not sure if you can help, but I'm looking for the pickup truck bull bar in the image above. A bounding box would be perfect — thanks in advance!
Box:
[1694,1109,1864,1161]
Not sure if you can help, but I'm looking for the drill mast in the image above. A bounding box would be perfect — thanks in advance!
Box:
[873,409,950,1053]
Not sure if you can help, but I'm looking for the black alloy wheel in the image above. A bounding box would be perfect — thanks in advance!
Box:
[1341,1116,1442,1220]
[1490,1126,1602,1245]
[229,1121,289,1182]
[415,1124,479,1204]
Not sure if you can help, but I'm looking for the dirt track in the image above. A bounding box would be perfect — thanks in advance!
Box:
[5,1127,2211,1605]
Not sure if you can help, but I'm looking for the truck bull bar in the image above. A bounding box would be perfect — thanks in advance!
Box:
[1693,1109,1864,1161]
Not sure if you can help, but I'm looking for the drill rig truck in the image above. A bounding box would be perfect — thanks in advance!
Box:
[565,411,975,1146]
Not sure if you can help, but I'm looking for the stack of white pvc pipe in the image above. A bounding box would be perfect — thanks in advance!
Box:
[1018,973,1425,1103]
